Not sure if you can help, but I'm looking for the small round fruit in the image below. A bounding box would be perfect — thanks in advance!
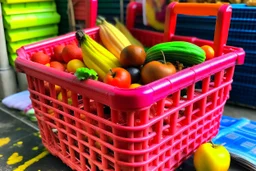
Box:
[62,44,83,63]
[201,45,215,60]
[129,83,141,89]
[125,67,141,83]
[57,91,72,105]
[50,61,65,71]
[31,51,50,65]
[141,61,176,84]
[103,67,131,88]
[53,45,65,62]
[120,45,146,67]
[67,59,86,73]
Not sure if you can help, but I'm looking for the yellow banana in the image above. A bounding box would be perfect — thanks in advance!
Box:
[102,20,131,47]
[98,18,131,59]
[114,17,144,47]
[82,54,106,80]
[76,31,120,80]
[85,35,120,67]
[99,24,121,59]
[145,1,164,31]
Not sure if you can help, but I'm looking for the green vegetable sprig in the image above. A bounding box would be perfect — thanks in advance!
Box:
[75,67,98,81]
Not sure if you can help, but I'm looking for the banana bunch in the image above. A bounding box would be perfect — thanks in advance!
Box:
[114,17,144,47]
[75,30,120,80]
[98,17,131,59]
[145,1,164,31]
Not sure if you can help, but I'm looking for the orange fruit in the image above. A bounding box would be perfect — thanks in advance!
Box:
[201,45,215,60]
[129,83,141,89]
[67,59,85,73]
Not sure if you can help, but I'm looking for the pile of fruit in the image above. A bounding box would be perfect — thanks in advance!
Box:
[29,18,215,90]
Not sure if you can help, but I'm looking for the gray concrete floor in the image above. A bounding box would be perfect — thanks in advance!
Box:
[224,103,256,121]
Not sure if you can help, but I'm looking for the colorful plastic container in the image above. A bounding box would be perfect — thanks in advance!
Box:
[0,0,52,4]
[3,12,60,30]
[5,25,58,42]
[7,35,57,54]
[1,1,57,15]
[15,2,245,171]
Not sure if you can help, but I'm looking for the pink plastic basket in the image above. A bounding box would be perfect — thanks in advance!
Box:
[15,2,245,171]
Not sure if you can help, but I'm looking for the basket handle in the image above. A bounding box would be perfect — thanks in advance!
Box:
[164,2,232,57]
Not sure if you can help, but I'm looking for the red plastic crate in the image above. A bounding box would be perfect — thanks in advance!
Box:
[72,0,97,28]
[15,2,245,171]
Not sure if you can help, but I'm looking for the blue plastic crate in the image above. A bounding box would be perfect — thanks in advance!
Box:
[227,39,256,51]
[244,50,256,64]
[228,29,256,42]
[233,72,256,85]
[231,4,256,20]
[230,18,256,31]
[234,64,256,75]
[175,28,214,40]
[229,82,256,107]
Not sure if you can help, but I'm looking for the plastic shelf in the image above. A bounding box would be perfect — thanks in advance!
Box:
[1,1,57,15]
[5,24,58,42]
[7,35,57,54]
[3,12,60,30]
[0,0,52,4]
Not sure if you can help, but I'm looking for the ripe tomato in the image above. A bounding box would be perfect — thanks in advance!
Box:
[62,44,83,63]
[31,51,50,65]
[50,61,65,71]
[201,45,215,60]
[52,45,65,62]
[103,67,131,88]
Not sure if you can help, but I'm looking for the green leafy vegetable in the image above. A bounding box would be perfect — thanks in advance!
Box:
[75,67,98,81]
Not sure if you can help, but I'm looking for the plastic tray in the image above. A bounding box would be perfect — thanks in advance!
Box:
[6,35,57,54]
[15,2,245,171]
[1,1,57,15]
[213,128,256,166]
[0,0,52,4]
[3,12,60,30]
[5,25,58,43]
[220,115,241,128]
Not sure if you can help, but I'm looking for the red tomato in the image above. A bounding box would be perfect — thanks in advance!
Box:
[52,45,65,62]
[50,61,65,71]
[103,67,131,88]
[62,44,83,63]
[31,51,50,65]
